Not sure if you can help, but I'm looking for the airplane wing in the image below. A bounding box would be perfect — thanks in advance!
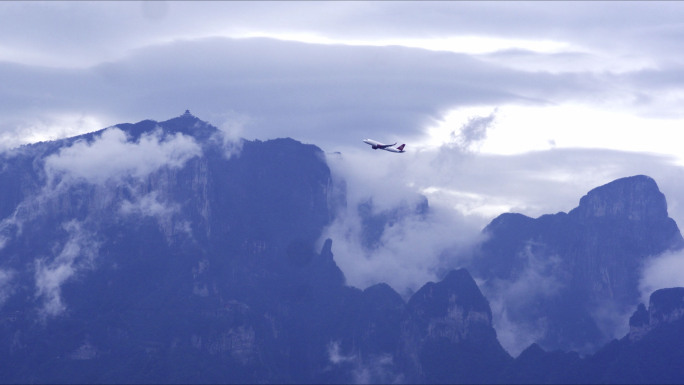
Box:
[363,139,397,150]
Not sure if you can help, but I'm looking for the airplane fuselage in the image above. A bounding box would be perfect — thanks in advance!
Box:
[363,139,405,153]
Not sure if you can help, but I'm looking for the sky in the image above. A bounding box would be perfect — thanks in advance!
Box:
[3,1,684,355]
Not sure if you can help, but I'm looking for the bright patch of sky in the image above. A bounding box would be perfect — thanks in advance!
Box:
[235,31,571,55]
[423,104,684,163]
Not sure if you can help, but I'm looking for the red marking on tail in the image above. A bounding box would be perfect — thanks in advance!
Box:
[397,144,405,151]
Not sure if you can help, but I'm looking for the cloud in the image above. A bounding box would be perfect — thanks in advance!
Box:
[0,112,105,152]
[327,341,356,365]
[0,269,15,308]
[2,3,684,160]
[449,109,497,152]
[34,220,99,317]
[118,190,192,240]
[489,300,548,358]
[44,126,201,186]
[4,2,684,68]
[0,36,608,154]
[321,150,484,296]
[326,341,402,384]
[207,111,247,159]
[140,1,169,22]
[639,249,684,304]
[119,191,178,219]
[118,190,180,232]
[480,243,564,356]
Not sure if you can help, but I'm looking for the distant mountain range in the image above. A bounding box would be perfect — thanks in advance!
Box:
[0,113,682,383]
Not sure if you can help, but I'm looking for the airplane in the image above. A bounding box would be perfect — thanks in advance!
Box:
[363,139,406,153]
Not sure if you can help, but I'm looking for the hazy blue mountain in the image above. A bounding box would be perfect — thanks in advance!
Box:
[586,287,684,383]
[1,113,682,383]
[406,269,512,383]
[471,175,684,354]
[0,113,344,382]
[0,113,511,383]
[501,287,684,384]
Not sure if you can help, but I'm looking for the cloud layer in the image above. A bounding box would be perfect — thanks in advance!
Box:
[44,127,201,185]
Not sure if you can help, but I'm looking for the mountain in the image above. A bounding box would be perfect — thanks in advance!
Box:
[500,287,684,383]
[471,175,684,354]
[586,287,684,383]
[1,112,682,383]
[0,112,344,382]
[405,269,511,383]
[0,113,511,383]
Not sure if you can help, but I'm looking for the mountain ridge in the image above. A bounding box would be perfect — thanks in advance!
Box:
[471,173,684,355]
[1,113,683,382]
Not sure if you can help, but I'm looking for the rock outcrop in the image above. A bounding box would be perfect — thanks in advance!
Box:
[472,175,684,354]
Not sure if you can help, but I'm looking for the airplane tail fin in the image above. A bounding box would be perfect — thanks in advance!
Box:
[397,144,405,151]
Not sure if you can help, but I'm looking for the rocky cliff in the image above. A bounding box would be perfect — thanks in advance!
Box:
[0,113,510,383]
[1,113,682,383]
[472,175,684,354]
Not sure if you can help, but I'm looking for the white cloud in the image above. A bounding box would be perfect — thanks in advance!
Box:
[0,269,15,308]
[44,126,201,185]
[481,244,564,356]
[321,150,484,295]
[639,250,684,304]
[327,341,355,365]
[489,300,548,358]
[0,113,105,152]
[207,111,248,159]
[118,190,192,241]
[119,191,178,220]
[326,341,402,384]
[34,220,99,317]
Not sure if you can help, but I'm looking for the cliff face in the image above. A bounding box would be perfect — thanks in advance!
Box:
[1,114,682,382]
[628,287,684,342]
[472,175,684,354]
[581,287,684,383]
[498,287,684,384]
[406,269,511,384]
[0,113,511,383]
[0,113,342,383]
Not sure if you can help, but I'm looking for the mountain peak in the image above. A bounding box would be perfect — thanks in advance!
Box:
[106,112,218,144]
[569,175,668,221]
[628,287,684,341]
[649,287,684,325]
[161,109,202,126]
[408,268,491,320]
